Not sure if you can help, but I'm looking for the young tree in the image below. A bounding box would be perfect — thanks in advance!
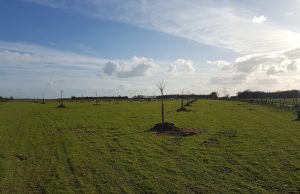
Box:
[181,89,184,109]
[81,93,84,103]
[42,93,45,104]
[95,92,98,105]
[186,91,191,106]
[157,80,167,125]
[60,90,64,106]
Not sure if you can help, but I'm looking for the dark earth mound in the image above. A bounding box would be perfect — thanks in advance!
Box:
[150,122,197,136]
[57,104,66,108]
[176,107,190,112]
[16,154,27,161]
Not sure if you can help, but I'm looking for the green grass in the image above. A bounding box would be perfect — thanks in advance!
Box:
[0,100,299,193]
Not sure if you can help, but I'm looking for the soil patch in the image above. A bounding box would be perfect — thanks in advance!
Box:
[150,122,198,136]
[16,154,27,161]
[57,104,66,108]
[176,107,190,112]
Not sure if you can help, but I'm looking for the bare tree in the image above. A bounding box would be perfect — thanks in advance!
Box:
[95,91,98,105]
[60,90,64,106]
[186,90,191,106]
[157,80,167,124]
[181,89,184,109]
[81,93,84,103]
[42,92,45,104]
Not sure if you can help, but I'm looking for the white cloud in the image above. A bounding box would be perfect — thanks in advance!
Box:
[256,77,279,86]
[0,41,207,97]
[209,48,300,87]
[0,41,198,80]
[102,56,159,78]
[210,73,248,85]
[252,15,267,23]
[287,61,298,71]
[167,59,195,74]
[24,0,300,54]
[0,42,161,79]
[207,60,231,70]
[231,50,300,74]
[265,66,284,75]
[1,40,300,98]
[0,41,106,70]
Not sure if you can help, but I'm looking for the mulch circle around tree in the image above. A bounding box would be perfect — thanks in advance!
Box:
[176,107,190,112]
[57,104,66,108]
[16,154,27,161]
[150,122,198,136]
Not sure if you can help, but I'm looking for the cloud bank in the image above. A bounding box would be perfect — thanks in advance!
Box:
[0,41,205,97]
[208,48,300,88]
[0,41,196,78]
[0,40,300,97]
[24,0,300,54]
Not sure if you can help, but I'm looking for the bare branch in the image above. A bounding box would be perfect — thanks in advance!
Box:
[157,80,167,95]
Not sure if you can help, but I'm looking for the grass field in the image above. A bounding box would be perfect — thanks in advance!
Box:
[0,100,300,193]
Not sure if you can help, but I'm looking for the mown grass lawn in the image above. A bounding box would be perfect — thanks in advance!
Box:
[0,100,299,193]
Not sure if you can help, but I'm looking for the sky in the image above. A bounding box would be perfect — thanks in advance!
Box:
[0,0,300,98]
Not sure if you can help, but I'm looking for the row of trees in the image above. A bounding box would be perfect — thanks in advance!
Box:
[0,96,13,102]
[156,81,203,125]
[237,90,300,99]
[71,96,129,101]
[232,90,300,111]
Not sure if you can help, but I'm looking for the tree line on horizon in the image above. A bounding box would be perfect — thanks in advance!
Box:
[2,89,300,101]
[236,90,300,99]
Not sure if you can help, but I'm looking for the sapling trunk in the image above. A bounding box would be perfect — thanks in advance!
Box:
[161,94,164,124]
[60,90,63,105]
[157,80,166,125]
[181,92,184,109]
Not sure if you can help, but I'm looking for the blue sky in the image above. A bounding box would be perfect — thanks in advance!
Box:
[1,0,300,98]
[0,0,236,60]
